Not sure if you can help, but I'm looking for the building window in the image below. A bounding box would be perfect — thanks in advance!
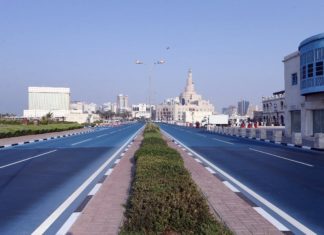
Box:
[308,64,313,78]
[291,73,298,85]
[302,66,306,79]
[316,61,323,76]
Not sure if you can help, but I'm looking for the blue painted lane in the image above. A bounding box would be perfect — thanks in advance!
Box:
[0,122,143,234]
[159,124,324,234]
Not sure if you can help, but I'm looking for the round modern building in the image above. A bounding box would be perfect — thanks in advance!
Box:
[299,33,324,95]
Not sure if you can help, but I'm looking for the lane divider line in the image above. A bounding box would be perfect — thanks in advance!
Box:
[212,138,234,145]
[249,148,314,167]
[71,138,93,146]
[0,150,57,169]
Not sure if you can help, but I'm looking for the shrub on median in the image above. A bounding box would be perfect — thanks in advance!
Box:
[121,124,231,235]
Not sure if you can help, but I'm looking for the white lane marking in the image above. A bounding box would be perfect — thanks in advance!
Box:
[223,181,240,193]
[254,207,290,231]
[97,134,108,138]
[161,129,316,235]
[212,138,234,145]
[56,212,81,235]
[205,166,216,174]
[114,159,120,164]
[71,138,92,146]
[104,168,113,176]
[197,133,206,137]
[195,158,202,163]
[249,148,313,167]
[32,126,144,235]
[0,150,57,169]
[88,183,102,196]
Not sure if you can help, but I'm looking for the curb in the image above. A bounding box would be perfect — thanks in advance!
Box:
[204,130,323,152]
[0,130,94,149]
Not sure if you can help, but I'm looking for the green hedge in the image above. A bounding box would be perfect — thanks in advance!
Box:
[121,123,231,235]
[0,123,83,139]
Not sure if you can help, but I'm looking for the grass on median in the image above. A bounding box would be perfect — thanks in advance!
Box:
[120,123,232,235]
[0,123,83,139]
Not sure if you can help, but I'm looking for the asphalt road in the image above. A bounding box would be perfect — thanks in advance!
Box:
[159,123,324,235]
[0,122,144,235]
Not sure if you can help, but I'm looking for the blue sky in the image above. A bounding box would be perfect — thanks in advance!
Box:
[1,0,324,114]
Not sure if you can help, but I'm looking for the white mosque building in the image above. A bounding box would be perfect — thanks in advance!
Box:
[156,69,215,124]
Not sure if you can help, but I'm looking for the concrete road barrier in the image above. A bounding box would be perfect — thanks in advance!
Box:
[292,132,302,146]
[314,133,324,149]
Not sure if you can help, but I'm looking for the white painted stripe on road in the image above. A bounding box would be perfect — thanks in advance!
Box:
[71,138,92,146]
[195,158,202,163]
[32,126,144,235]
[212,138,234,145]
[205,166,216,174]
[223,181,240,193]
[0,150,57,169]
[114,159,120,164]
[88,183,102,196]
[97,134,108,138]
[161,130,316,235]
[249,148,313,167]
[56,212,81,235]
[197,133,206,137]
[104,168,113,176]
[254,207,290,231]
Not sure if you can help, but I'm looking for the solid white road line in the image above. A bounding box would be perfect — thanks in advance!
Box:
[223,181,240,193]
[71,138,92,146]
[32,126,144,235]
[88,183,102,196]
[56,212,81,235]
[212,138,234,145]
[0,150,57,169]
[254,207,290,231]
[249,148,313,167]
[161,129,316,235]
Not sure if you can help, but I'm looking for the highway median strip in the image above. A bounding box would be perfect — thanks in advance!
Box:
[121,123,231,234]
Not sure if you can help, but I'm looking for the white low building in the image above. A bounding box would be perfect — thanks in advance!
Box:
[156,69,215,124]
[23,86,100,124]
[131,103,154,119]
[262,91,285,126]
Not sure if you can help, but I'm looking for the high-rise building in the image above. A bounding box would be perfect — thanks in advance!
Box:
[237,100,250,116]
[117,94,129,114]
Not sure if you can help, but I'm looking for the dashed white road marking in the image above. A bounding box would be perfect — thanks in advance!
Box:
[254,207,290,232]
[97,134,109,138]
[205,166,216,174]
[71,138,93,146]
[249,148,313,167]
[212,138,234,145]
[197,133,206,137]
[88,183,102,196]
[56,212,81,235]
[0,150,57,169]
[223,181,240,193]
[104,168,113,176]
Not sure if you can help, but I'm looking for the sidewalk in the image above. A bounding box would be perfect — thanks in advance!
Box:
[165,137,284,235]
[0,128,92,147]
[68,134,143,235]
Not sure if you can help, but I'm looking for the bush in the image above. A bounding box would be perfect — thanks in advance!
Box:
[121,124,231,235]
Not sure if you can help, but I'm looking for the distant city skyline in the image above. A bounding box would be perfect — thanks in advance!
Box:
[1,1,324,115]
